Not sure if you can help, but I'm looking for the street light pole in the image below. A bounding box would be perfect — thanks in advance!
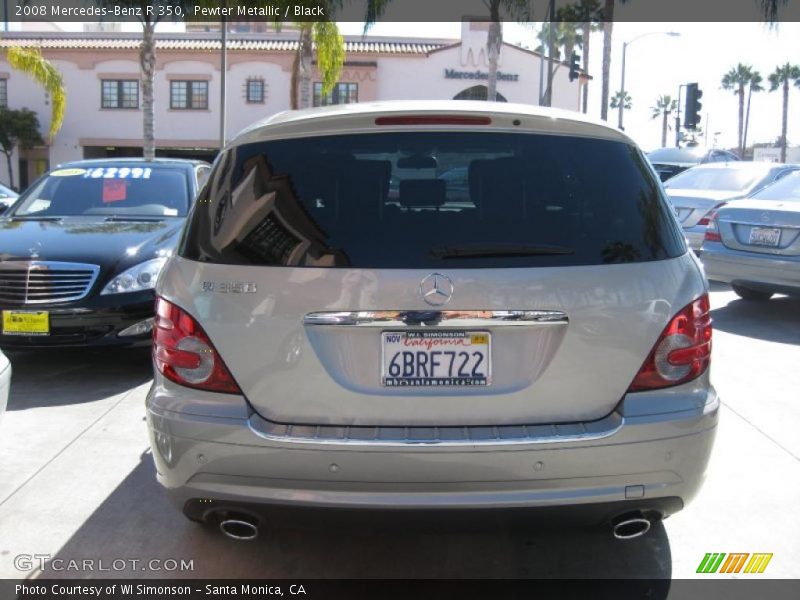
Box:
[618,31,680,131]
[618,41,628,130]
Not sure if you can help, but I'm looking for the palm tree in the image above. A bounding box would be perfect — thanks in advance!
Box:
[536,21,582,62]
[722,63,756,157]
[600,0,628,121]
[768,62,800,163]
[743,71,764,156]
[291,22,345,109]
[610,91,631,110]
[484,0,531,102]
[4,47,66,140]
[651,95,677,148]
[574,0,604,114]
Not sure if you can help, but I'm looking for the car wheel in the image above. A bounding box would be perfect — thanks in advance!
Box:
[732,284,773,301]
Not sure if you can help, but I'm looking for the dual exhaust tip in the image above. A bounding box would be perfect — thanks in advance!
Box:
[214,510,656,542]
[611,512,656,540]
[218,515,260,541]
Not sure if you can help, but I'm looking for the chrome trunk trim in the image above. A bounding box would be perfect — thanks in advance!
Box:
[303,310,568,328]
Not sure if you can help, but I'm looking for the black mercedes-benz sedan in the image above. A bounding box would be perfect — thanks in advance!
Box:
[0,159,210,349]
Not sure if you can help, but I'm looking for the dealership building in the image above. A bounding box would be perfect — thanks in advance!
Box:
[0,21,587,188]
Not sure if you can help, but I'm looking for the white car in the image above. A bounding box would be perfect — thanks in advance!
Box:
[146,101,717,541]
[0,348,9,421]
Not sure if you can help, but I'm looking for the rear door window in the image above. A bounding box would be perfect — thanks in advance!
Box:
[181,132,685,268]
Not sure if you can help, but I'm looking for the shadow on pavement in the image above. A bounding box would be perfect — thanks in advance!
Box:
[711,295,800,345]
[43,452,672,581]
[4,347,152,410]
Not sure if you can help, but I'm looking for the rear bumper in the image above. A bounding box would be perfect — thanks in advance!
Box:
[0,291,154,349]
[146,380,719,514]
[702,243,800,293]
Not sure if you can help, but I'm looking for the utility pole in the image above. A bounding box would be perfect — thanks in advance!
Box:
[219,14,227,150]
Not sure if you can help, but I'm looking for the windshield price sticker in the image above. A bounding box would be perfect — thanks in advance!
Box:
[50,168,87,177]
[83,167,152,180]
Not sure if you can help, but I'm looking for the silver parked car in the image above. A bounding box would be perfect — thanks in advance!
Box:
[664,162,800,251]
[146,101,717,541]
[648,146,739,182]
[702,170,800,300]
[0,348,9,422]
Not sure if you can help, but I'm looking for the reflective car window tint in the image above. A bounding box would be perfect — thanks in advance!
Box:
[181,133,685,269]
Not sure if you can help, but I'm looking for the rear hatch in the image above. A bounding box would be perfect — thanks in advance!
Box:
[167,119,695,427]
[716,199,800,255]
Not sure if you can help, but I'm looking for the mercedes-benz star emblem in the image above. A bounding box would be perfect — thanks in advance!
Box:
[419,273,454,307]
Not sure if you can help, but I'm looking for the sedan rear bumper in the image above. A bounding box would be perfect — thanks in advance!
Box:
[702,242,800,293]
[147,380,719,515]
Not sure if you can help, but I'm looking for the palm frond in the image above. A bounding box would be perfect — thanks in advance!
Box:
[6,46,66,140]
[313,21,345,98]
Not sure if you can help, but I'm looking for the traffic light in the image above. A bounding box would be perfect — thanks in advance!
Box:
[569,52,581,82]
[684,83,703,129]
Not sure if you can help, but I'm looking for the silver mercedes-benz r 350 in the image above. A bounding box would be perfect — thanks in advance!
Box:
[146,101,718,541]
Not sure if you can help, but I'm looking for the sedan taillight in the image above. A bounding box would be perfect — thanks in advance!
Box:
[153,297,241,394]
[628,294,712,392]
[697,202,728,226]
[704,217,722,243]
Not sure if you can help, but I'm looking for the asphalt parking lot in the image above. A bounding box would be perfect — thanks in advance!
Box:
[0,282,798,580]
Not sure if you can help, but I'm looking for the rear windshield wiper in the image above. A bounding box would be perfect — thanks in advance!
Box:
[431,243,575,259]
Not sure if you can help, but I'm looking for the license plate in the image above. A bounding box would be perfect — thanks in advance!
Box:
[2,310,50,336]
[381,330,491,387]
[748,227,781,247]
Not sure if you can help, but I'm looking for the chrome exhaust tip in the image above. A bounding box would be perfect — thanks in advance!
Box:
[219,518,259,541]
[611,513,652,540]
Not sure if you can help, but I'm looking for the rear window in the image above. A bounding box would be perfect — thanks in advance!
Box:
[665,167,764,193]
[13,165,190,217]
[648,147,703,163]
[180,132,685,268]
[751,171,800,201]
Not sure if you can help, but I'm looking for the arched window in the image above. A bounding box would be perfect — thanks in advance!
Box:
[453,85,507,102]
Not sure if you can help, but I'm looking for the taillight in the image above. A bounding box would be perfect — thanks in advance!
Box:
[628,294,712,392]
[704,217,722,243]
[153,297,241,394]
[697,202,727,226]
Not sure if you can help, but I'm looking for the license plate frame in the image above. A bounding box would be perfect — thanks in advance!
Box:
[2,310,51,336]
[748,226,781,247]
[381,330,491,387]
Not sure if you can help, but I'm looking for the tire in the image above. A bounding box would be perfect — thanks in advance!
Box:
[732,284,773,301]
